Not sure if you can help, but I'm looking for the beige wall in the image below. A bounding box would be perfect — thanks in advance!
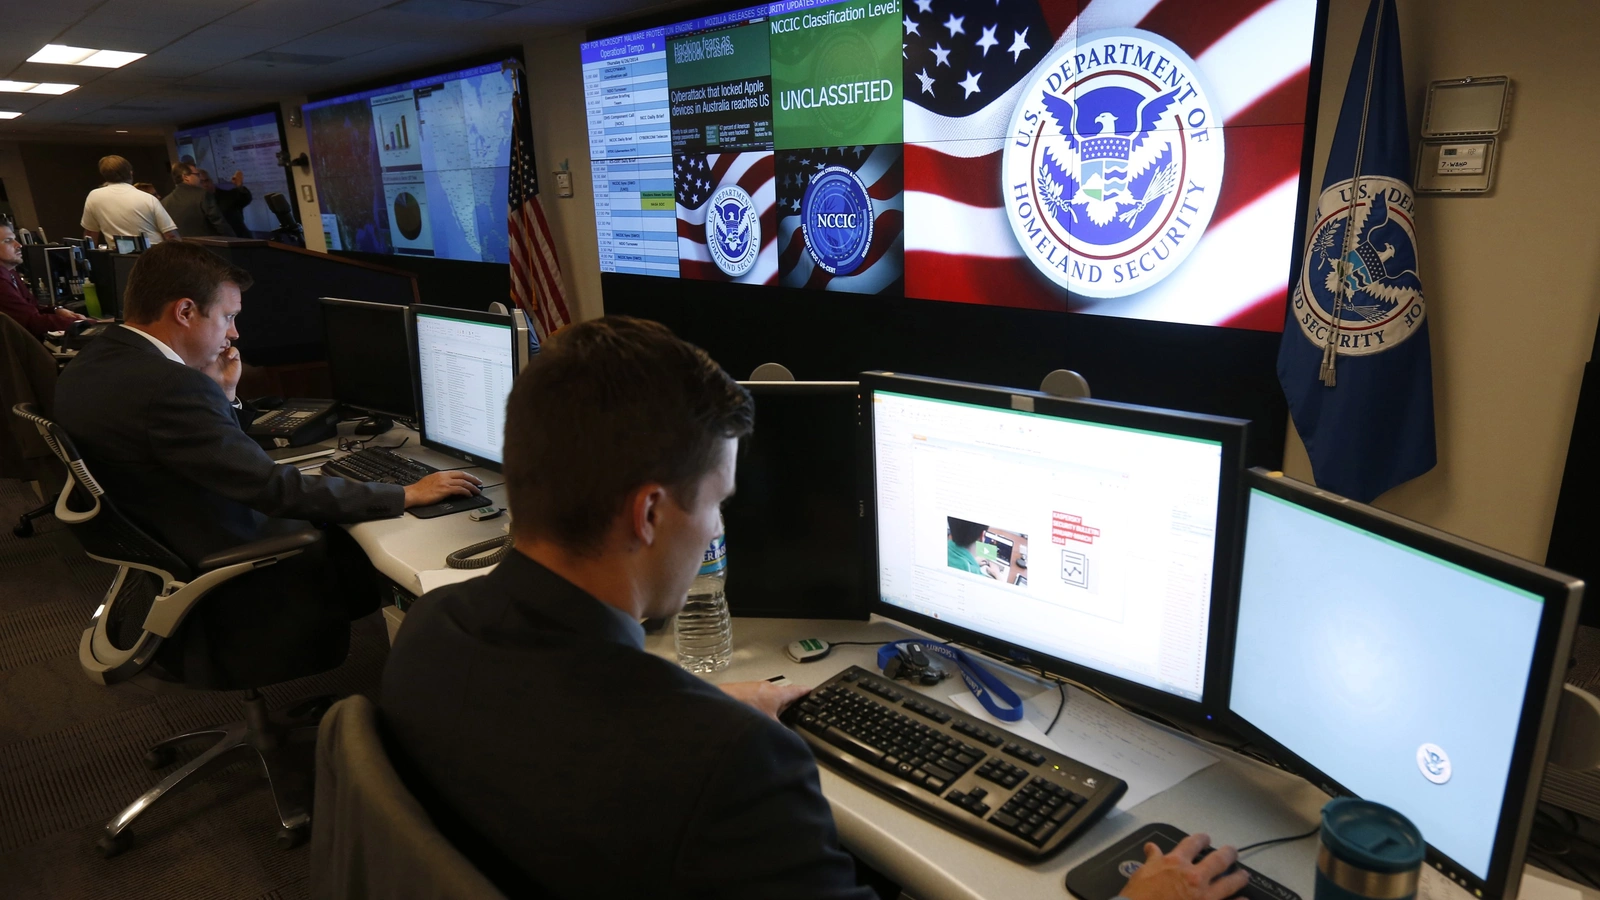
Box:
[525,31,605,322]
[279,97,328,253]
[1284,0,1600,563]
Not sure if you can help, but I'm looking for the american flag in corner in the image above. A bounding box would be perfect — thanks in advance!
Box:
[509,66,571,341]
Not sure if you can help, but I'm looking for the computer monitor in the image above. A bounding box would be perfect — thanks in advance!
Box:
[862,371,1249,719]
[111,235,145,254]
[725,381,864,620]
[411,304,531,471]
[1228,469,1583,900]
[319,297,416,421]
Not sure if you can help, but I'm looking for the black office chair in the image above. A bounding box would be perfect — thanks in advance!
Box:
[0,312,65,537]
[13,401,345,857]
[264,192,304,247]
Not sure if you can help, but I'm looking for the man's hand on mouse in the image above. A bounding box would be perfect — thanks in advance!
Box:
[719,681,811,720]
[403,471,483,507]
[1120,833,1251,900]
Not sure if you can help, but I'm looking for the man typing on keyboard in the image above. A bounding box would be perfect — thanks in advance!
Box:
[55,242,480,674]
[379,317,1250,900]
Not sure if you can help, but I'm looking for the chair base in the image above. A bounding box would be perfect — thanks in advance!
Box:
[96,689,333,858]
[14,497,52,538]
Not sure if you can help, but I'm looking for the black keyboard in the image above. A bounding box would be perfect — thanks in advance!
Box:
[321,446,436,486]
[783,666,1125,861]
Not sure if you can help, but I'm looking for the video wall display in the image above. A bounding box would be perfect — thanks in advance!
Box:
[583,0,1321,330]
[305,61,517,263]
[174,110,295,237]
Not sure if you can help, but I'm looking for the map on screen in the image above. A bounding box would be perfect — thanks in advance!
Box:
[305,62,516,263]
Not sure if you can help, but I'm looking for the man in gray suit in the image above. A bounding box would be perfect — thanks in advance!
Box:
[54,240,479,564]
[162,162,234,238]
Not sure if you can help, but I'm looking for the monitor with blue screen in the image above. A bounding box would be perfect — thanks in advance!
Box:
[1228,469,1583,900]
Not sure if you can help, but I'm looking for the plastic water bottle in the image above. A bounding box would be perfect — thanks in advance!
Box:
[676,528,731,673]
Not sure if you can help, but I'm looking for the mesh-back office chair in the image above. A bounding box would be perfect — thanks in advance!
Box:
[310,696,509,900]
[12,402,342,856]
[0,312,65,536]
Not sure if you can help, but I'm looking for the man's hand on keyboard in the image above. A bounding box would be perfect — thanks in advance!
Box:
[403,471,484,508]
[1121,833,1249,900]
[719,681,811,721]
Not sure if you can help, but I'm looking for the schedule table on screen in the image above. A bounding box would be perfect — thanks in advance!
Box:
[582,33,671,161]
[593,157,678,276]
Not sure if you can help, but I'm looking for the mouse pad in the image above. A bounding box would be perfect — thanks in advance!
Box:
[1065,823,1301,900]
[407,494,493,519]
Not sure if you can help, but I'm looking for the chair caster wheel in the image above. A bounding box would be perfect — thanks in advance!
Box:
[143,746,176,770]
[276,825,308,850]
[13,521,33,538]
[96,832,129,858]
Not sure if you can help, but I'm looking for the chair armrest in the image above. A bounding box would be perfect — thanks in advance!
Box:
[196,525,323,571]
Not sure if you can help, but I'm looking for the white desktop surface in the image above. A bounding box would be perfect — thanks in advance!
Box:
[327,433,1593,900]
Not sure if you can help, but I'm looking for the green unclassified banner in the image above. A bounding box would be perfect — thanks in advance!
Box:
[770,0,903,150]
[668,22,771,88]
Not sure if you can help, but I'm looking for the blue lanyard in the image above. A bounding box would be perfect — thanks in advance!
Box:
[875,641,1025,722]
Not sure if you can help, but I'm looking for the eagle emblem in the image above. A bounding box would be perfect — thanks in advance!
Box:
[1037,86,1180,238]
[705,184,760,277]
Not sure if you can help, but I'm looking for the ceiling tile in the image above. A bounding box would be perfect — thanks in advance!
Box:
[218,0,394,31]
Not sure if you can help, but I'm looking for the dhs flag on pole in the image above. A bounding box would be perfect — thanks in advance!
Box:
[1279,0,1435,503]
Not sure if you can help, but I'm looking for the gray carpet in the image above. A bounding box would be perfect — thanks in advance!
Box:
[0,477,390,900]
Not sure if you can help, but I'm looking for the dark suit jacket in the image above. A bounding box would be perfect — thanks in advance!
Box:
[162,182,234,238]
[215,183,252,237]
[381,551,876,900]
[54,325,403,565]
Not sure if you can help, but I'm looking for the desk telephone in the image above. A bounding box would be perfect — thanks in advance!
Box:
[246,399,339,448]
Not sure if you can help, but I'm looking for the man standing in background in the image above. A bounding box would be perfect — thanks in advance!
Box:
[162,163,234,238]
[202,168,253,238]
[81,155,179,246]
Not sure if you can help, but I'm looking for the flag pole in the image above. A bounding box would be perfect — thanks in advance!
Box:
[1322,0,1386,387]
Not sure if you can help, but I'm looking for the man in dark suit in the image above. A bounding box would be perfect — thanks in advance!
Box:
[162,162,234,238]
[53,240,479,565]
[380,318,1248,900]
[201,168,253,238]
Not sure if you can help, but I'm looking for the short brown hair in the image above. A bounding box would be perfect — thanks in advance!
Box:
[98,155,133,183]
[171,162,195,183]
[503,316,753,551]
[121,240,254,324]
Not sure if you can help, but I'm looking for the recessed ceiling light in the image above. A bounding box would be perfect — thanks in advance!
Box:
[115,129,128,133]
[0,112,22,120]
[0,80,79,95]
[28,44,145,68]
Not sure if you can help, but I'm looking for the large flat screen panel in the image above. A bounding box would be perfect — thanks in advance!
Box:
[174,109,295,237]
[583,0,1325,330]
[305,61,517,264]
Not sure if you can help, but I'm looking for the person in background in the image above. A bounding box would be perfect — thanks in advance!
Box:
[162,163,234,238]
[133,183,159,197]
[201,168,252,238]
[0,222,84,339]
[81,155,179,246]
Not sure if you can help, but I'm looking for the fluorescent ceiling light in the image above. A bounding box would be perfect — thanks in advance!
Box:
[0,112,22,120]
[28,44,145,68]
[0,81,79,95]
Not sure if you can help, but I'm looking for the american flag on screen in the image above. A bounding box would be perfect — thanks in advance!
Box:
[777,145,905,294]
[509,79,572,341]
[675,151,778,284]
[903,0,1316,331]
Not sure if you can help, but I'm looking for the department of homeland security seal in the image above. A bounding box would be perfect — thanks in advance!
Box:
[1292,177,1425,355]
[1002,29,1224,299]
[706,184,760,277]
[802,165,874,276]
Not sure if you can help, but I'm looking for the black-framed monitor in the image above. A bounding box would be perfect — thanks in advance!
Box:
[1228,469,1583,900]
[411,304,531,471]
[726,380,864,620]
[861,371,1248,721]
[174,107,295,238]
[111,235,146,254]
[319,297,417,421]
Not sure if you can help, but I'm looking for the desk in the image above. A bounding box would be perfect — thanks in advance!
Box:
[339,459,1593,900]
